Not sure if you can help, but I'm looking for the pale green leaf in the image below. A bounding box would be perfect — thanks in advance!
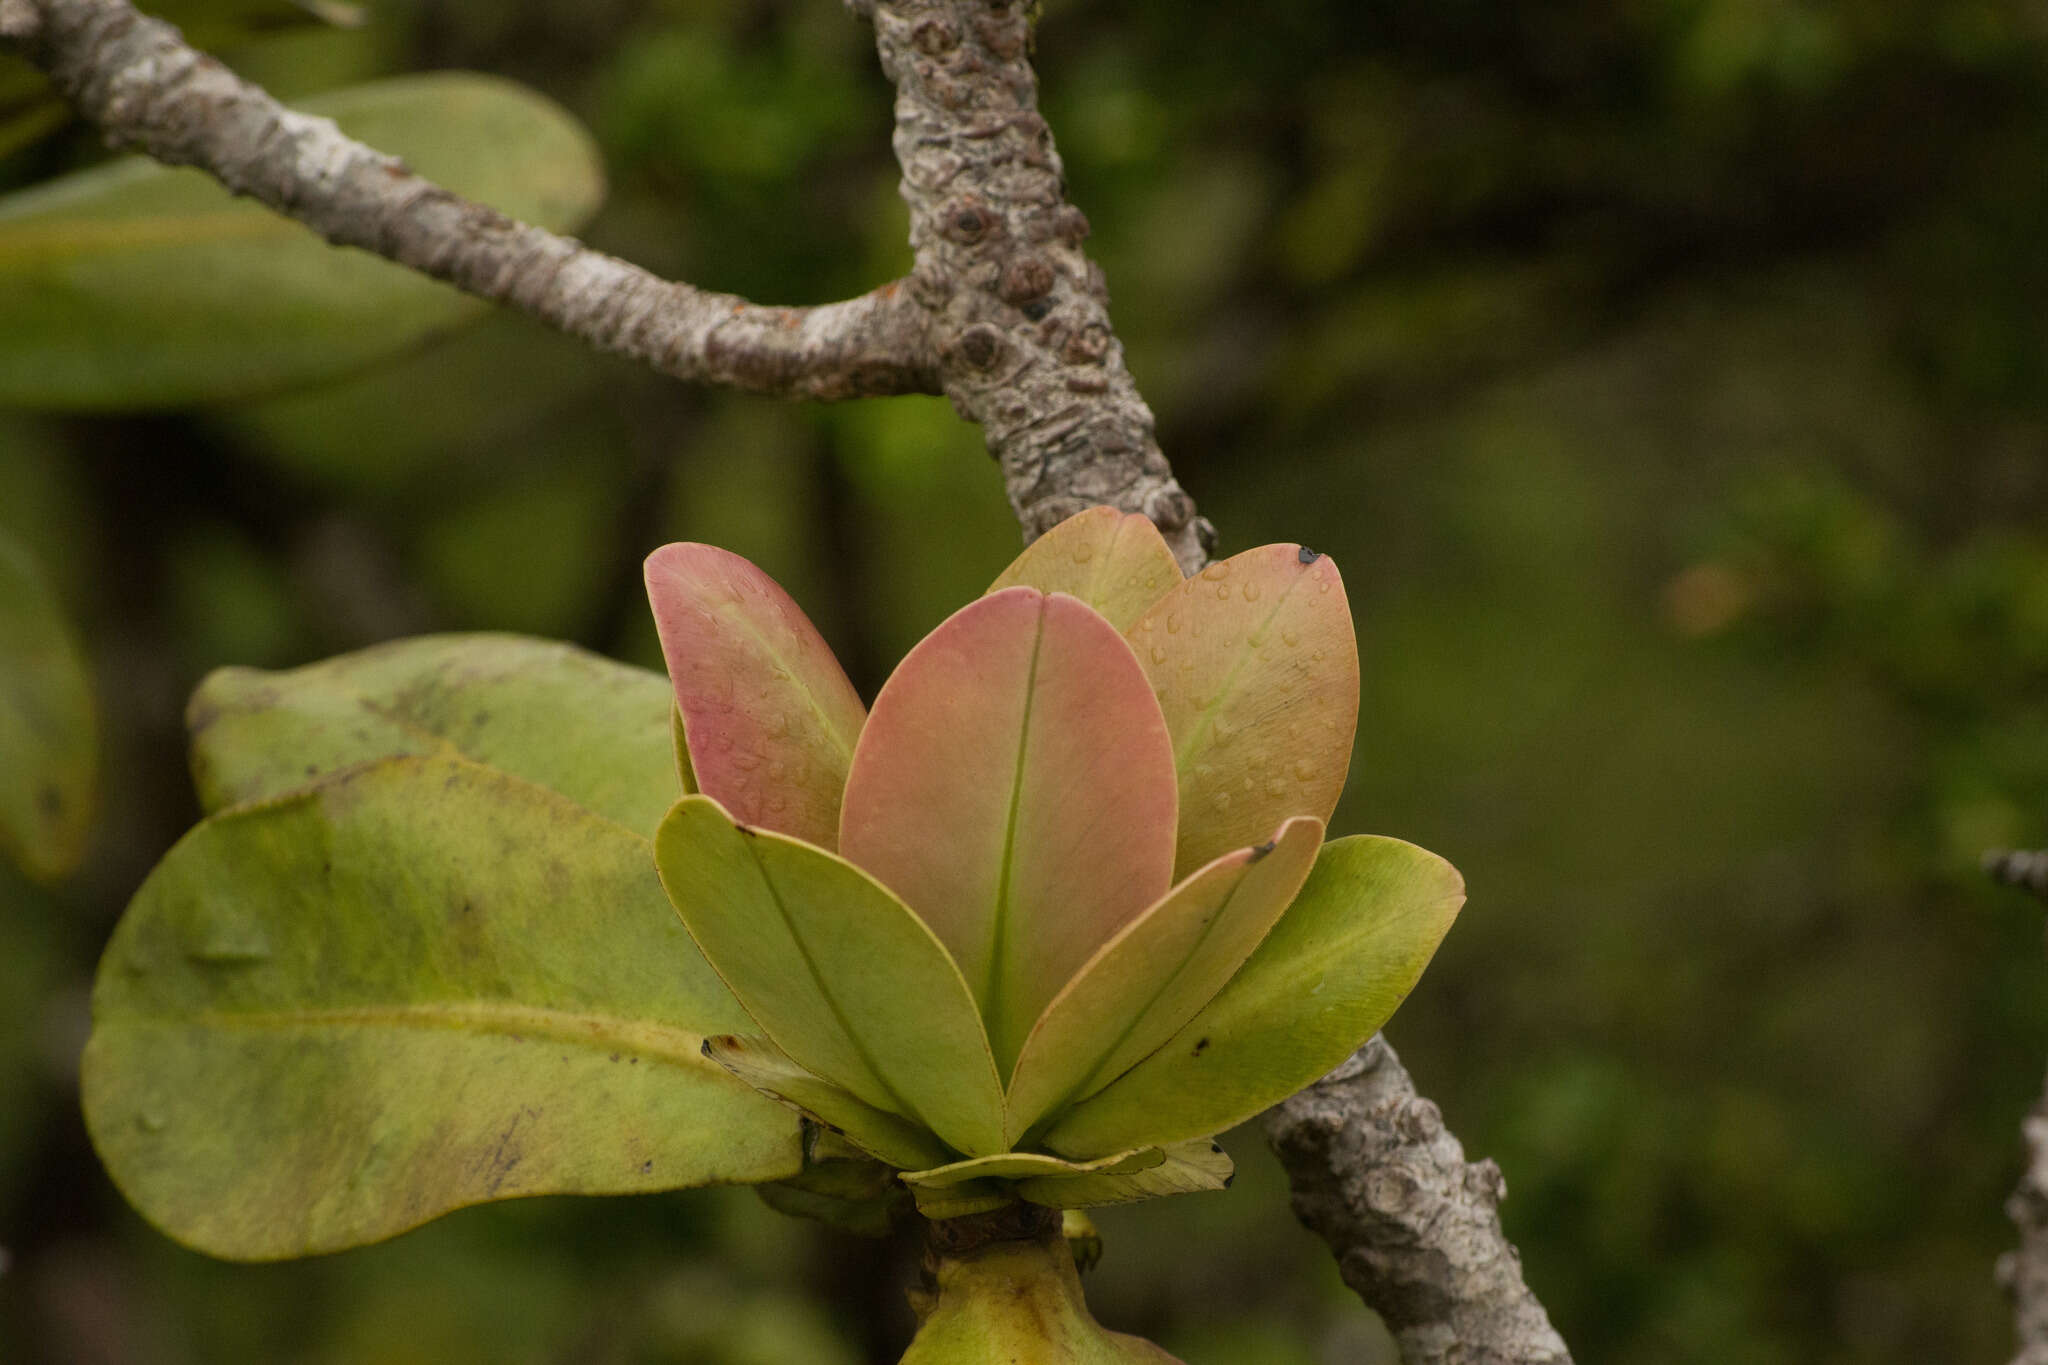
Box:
[0,73,605,409]
[1041,835,1462,1157]
[988,505,1183,633]
[1004,816,1322,1143]
[704,1033,951,1171]
[656,795,1007,1158]
[82,755,800,1260]
[188,633,675,833]
[900,1146,1162,1191]
[0,532,96,883]
[1017,1138,1233,1209]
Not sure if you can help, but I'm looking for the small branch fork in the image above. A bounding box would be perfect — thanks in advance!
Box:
[6,0,1566,1357]
[1,0,937,402]
[1992,850,2048,1365]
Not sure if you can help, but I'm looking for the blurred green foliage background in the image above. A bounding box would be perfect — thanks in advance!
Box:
[4,0,2048,1360]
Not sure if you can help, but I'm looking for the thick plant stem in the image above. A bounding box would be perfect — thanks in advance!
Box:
[904,1207,1183,1364]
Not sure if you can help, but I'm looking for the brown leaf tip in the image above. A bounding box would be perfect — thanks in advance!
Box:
[1297,546,1321,564]
[1250,839,1277,862]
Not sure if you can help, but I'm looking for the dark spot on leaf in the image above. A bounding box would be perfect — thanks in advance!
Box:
[1192,1037,1210,1056]
[1297,546,1321,564]
[35,785,61,820]
[610,1053,621,1063]
[303,764,318,776]
[629,1056,639,1064]
[641,1160,653,1174]
[1250,840,1276,862]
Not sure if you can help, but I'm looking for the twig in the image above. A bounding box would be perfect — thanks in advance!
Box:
[1265,1038,1573,1365]
[1991,849,2048,1364]
[1,0,939,402]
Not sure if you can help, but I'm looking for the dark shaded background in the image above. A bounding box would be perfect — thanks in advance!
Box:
[5,0,2048,1360]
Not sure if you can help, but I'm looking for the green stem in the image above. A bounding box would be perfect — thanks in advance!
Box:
[902,1210,1186,1364]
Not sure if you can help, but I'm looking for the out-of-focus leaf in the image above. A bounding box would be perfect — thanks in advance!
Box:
[1129,544,1359,878]
[989,505,1184,634]
[0,72,603,409]
[645,543,867,850]
[82,754,802,1260]
[187,633,675,833]
[755,1145,909,1238]
[655,794,1006,1158]
[1003,816,1321,1143]
[838,589,1178,1076]
[0,530,95,883]
[1042,836,1462,1158]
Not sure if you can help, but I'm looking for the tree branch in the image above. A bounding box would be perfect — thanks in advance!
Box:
[860,0,1211,572]
[1264,1038,1574,1365]
[1,0,940,401]
[1991,849,2048,1365]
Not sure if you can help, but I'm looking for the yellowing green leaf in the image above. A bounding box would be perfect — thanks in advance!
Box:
[1016,1138,1233,1209]
[1129,544,1359,877]
[901,1146,1162,1191]
[656,795,1006,1158]
[82,755,799,1260]
[188,633,675,833]
[1003,816,1321,1142]
[988,506,1183,633]
[0,73,604,409]
[839,589,1178,1076]
[644,543,866,849]
[703,1033,951,1171]
[1041,835,1462,1158]
[0,532,95,883]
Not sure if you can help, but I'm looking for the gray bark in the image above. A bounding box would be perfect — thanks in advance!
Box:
[1265,1038,1573,1365]
[1992,850,2048,1365]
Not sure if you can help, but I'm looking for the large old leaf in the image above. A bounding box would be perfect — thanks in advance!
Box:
[644,544,866,849]
[839,589,1178,1076]
[1129,544,1359,877]
[188,633,675,833]
[0,532,96,883]
[1041,835,1463,1158]
[0,73,604,409]
[656,795,1006,1158]
[988,506,1183,633]
[82,755,800,1260]
[1002,816,1321,1143]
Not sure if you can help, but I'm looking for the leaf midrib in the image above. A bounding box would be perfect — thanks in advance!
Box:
[133,1000,717,1071]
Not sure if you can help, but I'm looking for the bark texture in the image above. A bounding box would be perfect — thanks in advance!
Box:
[1993,850,2048,1365]
[2,0,938,401]
[8,2,1567,1358]
[1265,1038,1573,1365]
[861,0,1211,571]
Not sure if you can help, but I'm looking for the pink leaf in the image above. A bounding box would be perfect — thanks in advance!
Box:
[840,588,1178,1077]
[644,544,866,849]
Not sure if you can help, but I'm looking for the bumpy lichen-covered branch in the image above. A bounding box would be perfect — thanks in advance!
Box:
[0,0,939,401]
[859,0,1212,572]
[1265,1038,1574,1365]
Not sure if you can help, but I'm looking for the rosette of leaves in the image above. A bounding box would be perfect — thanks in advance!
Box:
[82,507,1462,1364]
